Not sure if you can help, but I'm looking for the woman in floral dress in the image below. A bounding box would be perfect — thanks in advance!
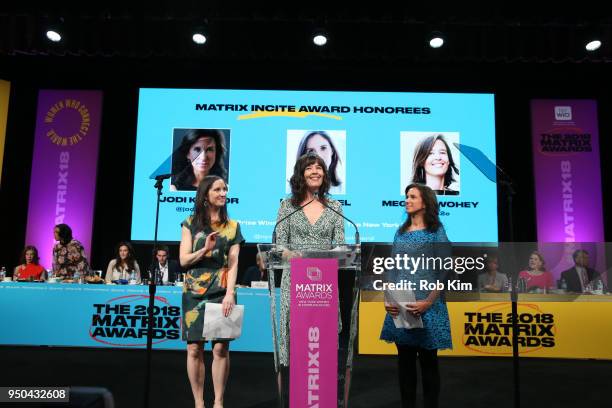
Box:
[180,175,244,408]
[52,223,89,280]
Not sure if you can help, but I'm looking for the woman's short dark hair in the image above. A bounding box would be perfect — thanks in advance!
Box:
[171,129,227,190]
[572,249,588,262]
[411,134,459,188]
[20,245,40,265]
[297,131,342,187]
[55,224,73,245]
[193,175,229,232]
[289,153,330,207]
[154,245,170,256]
[399,183,441,233]
[486,253,499,263]
[529,250,546,271]
[114,241,137,272]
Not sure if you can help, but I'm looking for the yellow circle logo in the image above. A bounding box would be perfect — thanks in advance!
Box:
[44,99,91,146]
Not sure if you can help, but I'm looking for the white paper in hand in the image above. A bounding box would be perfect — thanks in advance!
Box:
[384,290,423,329]
[202,303,244,340]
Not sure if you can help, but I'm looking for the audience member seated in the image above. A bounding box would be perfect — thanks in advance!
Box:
[52,223,90,281]
[14,245,46,281]
[145,245,183,285]
[105,241,141,284]
[560,249,604,293]
[240,253,268,287]
[518,251,554,291]
[477,255,508,292]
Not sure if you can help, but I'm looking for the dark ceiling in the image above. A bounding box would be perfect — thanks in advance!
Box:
[1,4,610,63]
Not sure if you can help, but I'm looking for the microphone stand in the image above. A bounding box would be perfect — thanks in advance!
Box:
[270,196,315,408]
[316,193,360,406]
[317,195,360,245]
[499,176,521,408]
[144,174,168,407]
[454,143,521,408]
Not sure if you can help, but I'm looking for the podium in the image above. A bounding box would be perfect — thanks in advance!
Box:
[257,244,361,408]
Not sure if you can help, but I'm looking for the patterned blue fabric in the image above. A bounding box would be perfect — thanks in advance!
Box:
[379,226,453,350]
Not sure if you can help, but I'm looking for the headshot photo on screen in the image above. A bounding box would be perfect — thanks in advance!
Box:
[400,132,460,196]
[170,128,231,192]
[285,129,346,195]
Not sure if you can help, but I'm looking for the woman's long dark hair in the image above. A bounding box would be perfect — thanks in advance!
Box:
[289,153,330,207]
[411,134,459,188]
[114,241,137,272]
[399,183,441,233]
[171,129,227,190]
[297,131,342,187]
[20,245,40,265]
[192,175,229,232]
[55,224,73,245]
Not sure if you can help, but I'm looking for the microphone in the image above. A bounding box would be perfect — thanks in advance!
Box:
[155,148,204,182]
[315,191,360,245]
[154,173,172,181]
[271,197,316,244]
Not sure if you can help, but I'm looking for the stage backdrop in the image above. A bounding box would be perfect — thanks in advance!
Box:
[25,90,103,269]
[132,89,497,244]
[0,79,9,185]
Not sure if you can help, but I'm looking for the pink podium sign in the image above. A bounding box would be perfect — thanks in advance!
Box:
[290,258,338,408]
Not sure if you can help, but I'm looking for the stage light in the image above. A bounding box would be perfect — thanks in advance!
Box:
[192,33,207,45]
[313,33,328,47]
[429,33,444,49]
[45,16,65,44]
[46,30,62,43]
[585,39,601,51]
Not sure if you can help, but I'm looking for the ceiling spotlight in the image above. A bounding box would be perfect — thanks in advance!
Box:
[46,30,62,43]
[429,35,444,49]
[313,34,328,47]
[585,39,601,51]
[192,33,207,45]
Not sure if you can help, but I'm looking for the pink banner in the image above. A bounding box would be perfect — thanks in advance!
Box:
[530,99,604,243]
[25,90,103,269]
[290,258,338,408]
[531,100,605,282]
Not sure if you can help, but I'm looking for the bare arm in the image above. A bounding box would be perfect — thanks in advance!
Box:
[221,243,241,317]
[134,261,141,284]
[225,243,240,295]
[179,226,218,268]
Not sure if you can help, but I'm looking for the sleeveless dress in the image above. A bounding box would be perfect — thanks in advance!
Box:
[181,216,244,342]
[274,198,345,365]
[16,264,45,280]
[379,226,453,350]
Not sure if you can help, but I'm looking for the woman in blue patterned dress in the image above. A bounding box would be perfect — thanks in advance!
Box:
[380,183,452,408]
[180,175,244,408]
